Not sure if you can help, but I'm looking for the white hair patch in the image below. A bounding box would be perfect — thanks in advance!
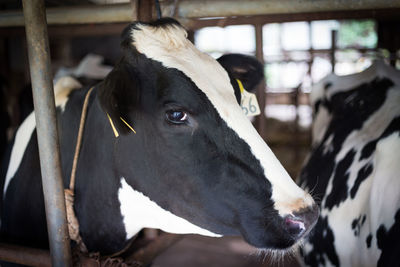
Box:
[131,23,314,216]
[118,177,220,239]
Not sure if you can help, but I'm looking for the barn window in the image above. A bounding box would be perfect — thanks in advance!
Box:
[195,25,255,58]
[193,19,381,178]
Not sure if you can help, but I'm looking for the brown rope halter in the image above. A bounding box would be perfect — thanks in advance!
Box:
[64,86,94,253]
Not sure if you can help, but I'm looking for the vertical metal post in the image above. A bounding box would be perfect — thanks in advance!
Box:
[22,0,72,266]
[308,21,314,81]
[331,30,337,73]
[254,23,267,139]
[136,0,155,21]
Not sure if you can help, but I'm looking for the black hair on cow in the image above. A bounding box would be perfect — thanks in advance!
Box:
[98,60,141,135]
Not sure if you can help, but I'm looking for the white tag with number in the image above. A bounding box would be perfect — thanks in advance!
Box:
[240,89,261,117]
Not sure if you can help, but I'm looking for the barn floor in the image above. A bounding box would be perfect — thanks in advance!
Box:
[152,235,301,267]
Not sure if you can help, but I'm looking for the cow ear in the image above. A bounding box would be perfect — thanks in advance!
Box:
[217,53,264,102]
[98,63,140,135]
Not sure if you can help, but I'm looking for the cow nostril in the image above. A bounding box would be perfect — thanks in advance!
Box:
[284,216,306,238]
[303,204,320,229]
[285,204,320,240]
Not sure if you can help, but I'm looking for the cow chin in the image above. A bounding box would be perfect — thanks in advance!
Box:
[239,220,301,252]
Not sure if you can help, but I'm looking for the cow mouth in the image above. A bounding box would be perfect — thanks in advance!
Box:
[238,205,319,251]
[282,204,320,242]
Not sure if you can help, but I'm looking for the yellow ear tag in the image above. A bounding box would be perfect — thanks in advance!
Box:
[236,79,261,117]
[106,113,137,137]
[107,113,119,138]
[119,117,137,134]
[236,78,245,94]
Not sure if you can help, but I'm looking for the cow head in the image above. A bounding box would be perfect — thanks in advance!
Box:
[98,18,318,250]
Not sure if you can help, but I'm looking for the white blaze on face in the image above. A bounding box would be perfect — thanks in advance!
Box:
[118,177,220,239]
[131,23,314,217]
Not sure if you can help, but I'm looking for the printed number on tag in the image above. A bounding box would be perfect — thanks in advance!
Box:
[241,90,261,117]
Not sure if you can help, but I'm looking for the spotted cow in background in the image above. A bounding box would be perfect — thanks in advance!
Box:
[299,61,400,267]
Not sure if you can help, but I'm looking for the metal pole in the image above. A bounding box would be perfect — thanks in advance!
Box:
[331,30,337,73]
[22,0,72,266]
[254,24,267,139]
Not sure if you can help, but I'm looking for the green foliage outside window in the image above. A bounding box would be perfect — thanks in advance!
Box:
[338,20,377,48]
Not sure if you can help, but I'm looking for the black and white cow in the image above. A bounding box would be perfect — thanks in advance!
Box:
[299,61,400,267]
[1,18,318,257]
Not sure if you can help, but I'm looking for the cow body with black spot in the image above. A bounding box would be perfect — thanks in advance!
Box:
[299,61,400,267]
[0,19,318,259]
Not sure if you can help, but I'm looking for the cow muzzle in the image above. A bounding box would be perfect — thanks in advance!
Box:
[283,204,319,241]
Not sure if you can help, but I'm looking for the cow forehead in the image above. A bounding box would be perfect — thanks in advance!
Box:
[131,23,311,215]
[132,23,236,109]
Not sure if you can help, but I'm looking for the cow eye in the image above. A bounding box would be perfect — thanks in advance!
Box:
[165,110,188,124]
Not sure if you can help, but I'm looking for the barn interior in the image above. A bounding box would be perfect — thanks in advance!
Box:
[0,0,399,266]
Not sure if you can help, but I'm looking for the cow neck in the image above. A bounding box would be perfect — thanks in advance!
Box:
[64,87,136,256]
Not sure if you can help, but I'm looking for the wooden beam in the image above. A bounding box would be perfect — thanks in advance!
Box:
[254,24,267,139]
[175,0,400,18]
[2,8,397,38]
[182,8,400,29]
[1,2,400,28]
[0,23,127,37]
[0,3,134,27]
[136,0,155,21]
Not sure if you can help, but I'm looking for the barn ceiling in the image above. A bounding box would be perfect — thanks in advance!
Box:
[0,0,400,29]
[2,0,400,13]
